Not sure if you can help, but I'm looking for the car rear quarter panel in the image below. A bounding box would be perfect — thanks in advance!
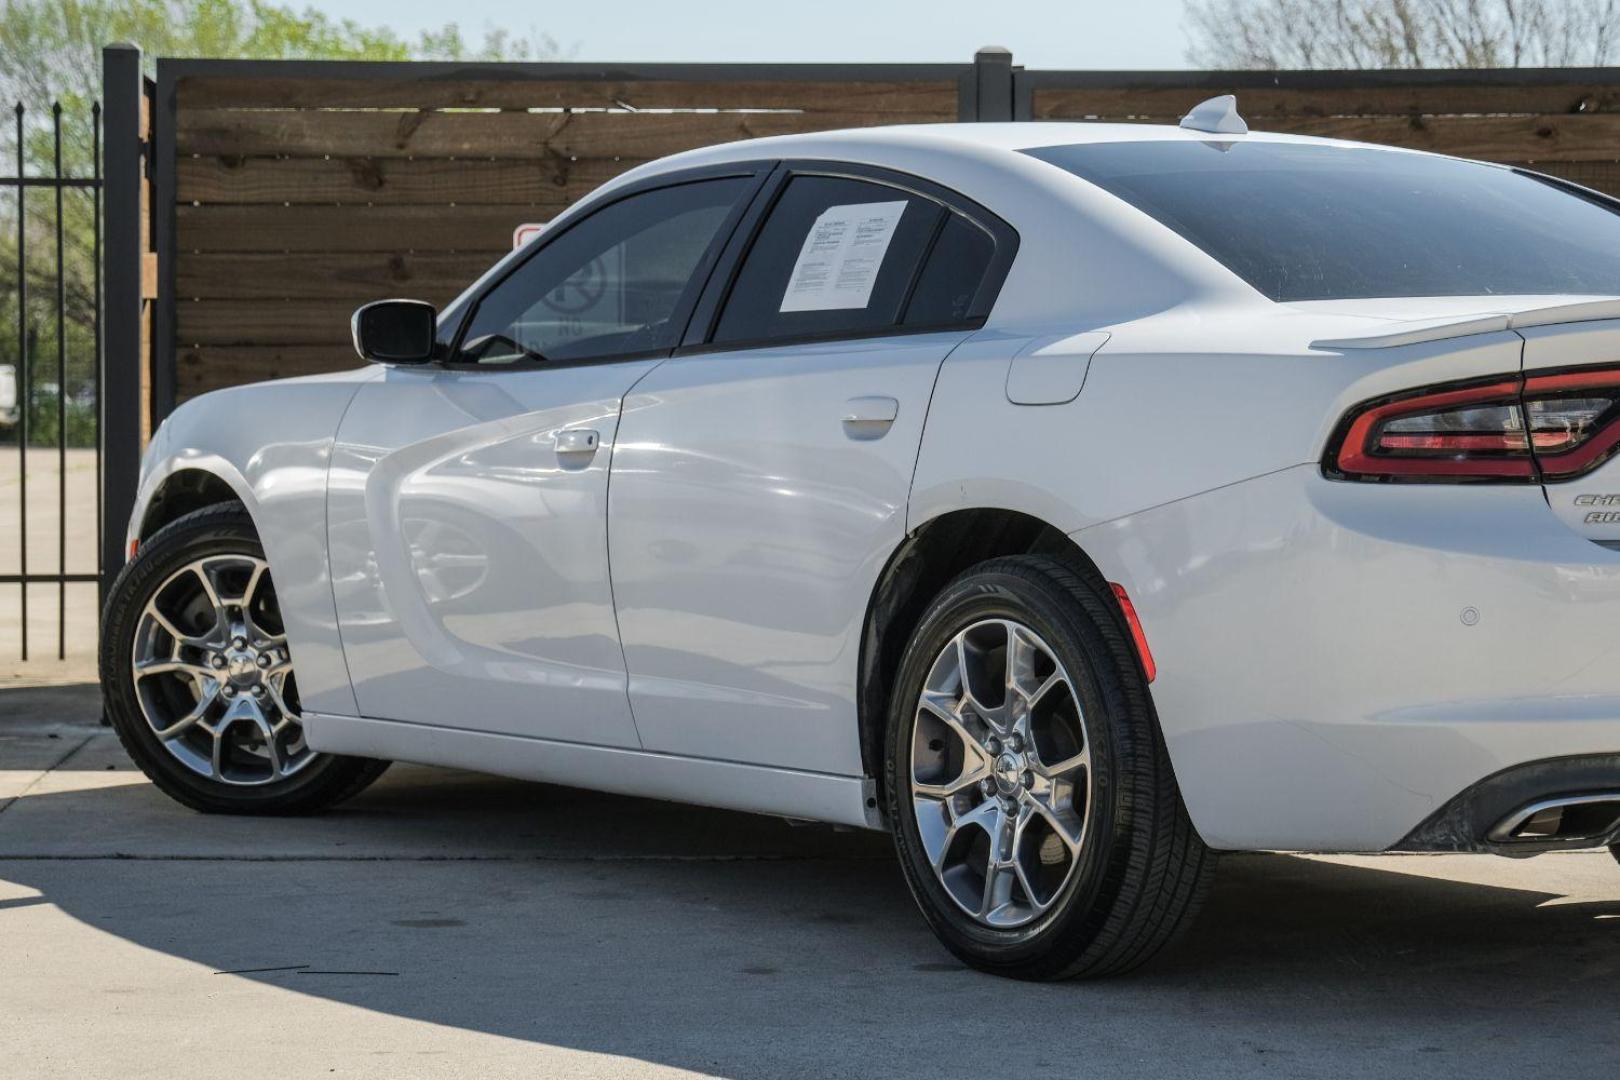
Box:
[910,320,1527,535]
[910,319,1609,851]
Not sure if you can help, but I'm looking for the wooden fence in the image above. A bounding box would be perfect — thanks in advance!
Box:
[1018,67,1620,193]
[157,57,982,407]
[121,52,1620,414]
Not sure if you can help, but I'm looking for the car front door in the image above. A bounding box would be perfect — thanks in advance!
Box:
[607,166,1015,773]
[327,169,761,745]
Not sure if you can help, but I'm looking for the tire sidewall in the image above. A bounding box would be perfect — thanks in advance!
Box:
[885,562,1142,971]
[101,507,354,812]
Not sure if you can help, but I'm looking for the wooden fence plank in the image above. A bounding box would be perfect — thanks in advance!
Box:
[176,75,960,114]
[178,155,632,205]
[178,204,540,252]
[177,108,896,159]
[176,251,502,300]
[178,299,378,345]
[1244,113,1620,162]
[1029,82,1620,121]
[178,344,358,400]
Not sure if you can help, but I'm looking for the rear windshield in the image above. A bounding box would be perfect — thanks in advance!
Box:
[1024,140,1620,302]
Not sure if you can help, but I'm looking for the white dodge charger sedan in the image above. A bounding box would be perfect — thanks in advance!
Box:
[103,102,1620,979]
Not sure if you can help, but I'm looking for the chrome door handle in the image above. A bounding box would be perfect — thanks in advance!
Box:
[841,396,899,440]
[556,428,600,462]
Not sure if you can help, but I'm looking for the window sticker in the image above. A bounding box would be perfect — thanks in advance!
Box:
[779,200,907,312]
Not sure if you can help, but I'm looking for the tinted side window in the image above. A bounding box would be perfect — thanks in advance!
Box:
[455,177,750,365]
[902,214,996,327]
[714,176,943,345]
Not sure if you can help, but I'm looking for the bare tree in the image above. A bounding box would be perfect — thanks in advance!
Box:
[1185,0,1620,68]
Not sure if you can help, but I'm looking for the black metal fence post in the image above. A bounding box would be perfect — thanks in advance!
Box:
[13,103,29,658]
[101,44,143,608]
[93,101,102,605]
[972,47,1015,121]
[52,103,66,658]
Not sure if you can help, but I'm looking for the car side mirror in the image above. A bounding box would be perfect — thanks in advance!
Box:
[351,299,437,365]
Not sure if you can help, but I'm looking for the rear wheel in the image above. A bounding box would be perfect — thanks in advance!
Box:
[101,503,388,814]
[886,555,1214,979]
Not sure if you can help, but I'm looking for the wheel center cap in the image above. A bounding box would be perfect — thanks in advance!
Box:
[225,652,259,687]
[994,753,1023,795]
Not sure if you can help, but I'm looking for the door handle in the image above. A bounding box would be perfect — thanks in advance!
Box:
[841,396,899,440]
[555,428,600,463]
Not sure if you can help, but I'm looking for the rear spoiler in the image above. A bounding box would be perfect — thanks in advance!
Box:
[1310,298,1620,351]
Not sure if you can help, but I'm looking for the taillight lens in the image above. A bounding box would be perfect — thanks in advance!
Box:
[1522,369,1620,479]
[1328,365,1620,483]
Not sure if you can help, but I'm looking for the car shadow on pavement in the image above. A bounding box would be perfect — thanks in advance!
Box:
[2,692,1619,1079]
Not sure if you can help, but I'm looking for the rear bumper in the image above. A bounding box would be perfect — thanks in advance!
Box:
[1397,754,1620,855]
[1076,464,1620,852]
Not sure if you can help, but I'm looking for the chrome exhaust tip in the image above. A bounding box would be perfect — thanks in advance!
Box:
[1487,793,1620,849]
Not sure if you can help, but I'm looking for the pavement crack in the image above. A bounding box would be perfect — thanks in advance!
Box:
[0,733,98,819]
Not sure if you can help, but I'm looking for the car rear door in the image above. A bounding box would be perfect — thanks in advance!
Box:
[327,168,762,746]
[607,164,1016,773]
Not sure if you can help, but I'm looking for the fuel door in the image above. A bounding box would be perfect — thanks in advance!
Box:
[1005,331,1110,406]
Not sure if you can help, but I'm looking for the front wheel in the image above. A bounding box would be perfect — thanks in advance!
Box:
[885,555,1214,980]
[100,503,388,814]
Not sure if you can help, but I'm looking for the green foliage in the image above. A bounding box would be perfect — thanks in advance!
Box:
[21,392,99,449]
[416,22,565,62]
[0,0,564,112]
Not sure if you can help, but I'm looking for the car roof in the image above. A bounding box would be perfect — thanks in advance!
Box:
[637,120,1432,168]
[598,120,1446,224]
[795,121,1372,152]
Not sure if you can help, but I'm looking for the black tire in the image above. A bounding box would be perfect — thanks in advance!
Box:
[100,502,389,814]
[885,554,1214,980]
[1611,844,1619,868]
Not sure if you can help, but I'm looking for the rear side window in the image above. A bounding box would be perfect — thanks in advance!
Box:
[903,214,997,327]
[714,176,944,344]
[1025,140,1620,302]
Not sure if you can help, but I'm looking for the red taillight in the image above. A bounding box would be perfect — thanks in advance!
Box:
[1109,583,1156,684]
[1521,368,1620,479]
[1327,365,1620,483]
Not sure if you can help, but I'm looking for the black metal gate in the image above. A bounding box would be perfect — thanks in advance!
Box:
[4,98,103,660]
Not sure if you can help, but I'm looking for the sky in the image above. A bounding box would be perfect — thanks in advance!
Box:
[316,0,1196,69]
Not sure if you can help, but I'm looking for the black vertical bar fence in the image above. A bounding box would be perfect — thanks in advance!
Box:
[101,44,144,623]
[53,103,67,659]
[5,89,106,659]
[13,103,28,659]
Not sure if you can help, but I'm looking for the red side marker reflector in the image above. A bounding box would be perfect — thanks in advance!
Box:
[128,538,139,560]
[1109,583,1156,683]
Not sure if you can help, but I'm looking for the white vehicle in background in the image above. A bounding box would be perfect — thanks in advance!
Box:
[102,100,1620,981]
[0,363,16,429]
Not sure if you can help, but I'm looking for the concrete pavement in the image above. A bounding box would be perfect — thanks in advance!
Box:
[2,683,1618,1080]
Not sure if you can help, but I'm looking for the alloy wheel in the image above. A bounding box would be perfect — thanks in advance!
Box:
[129,553,313,785]
[909,618,1092,929]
